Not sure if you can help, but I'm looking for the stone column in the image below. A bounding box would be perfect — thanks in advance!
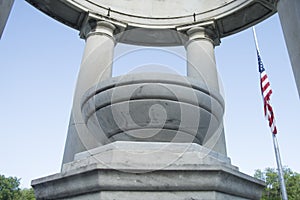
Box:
[185,27,227,155]
[62,21,116,164]
[0,0,14,39]
[278,0,300,98]
[186,27,219,91]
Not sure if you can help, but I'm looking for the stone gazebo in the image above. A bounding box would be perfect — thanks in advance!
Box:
[26,0,278,199]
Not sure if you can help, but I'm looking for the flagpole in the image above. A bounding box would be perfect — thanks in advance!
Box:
[252,27,288,200]
[252,26,260,52]
[272,134,288,200]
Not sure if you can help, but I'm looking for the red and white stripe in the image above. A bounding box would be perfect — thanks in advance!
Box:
[261,70,272,100]
[260,71,277,134]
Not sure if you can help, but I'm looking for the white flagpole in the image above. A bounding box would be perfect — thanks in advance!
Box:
[252,27,288,200]
[253,26,260,52]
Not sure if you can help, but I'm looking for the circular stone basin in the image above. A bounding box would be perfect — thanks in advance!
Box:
[81,73,224,145]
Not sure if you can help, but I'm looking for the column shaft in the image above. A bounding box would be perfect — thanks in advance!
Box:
[278,0,300,98]
[186,27,219,91]
[62,21,116,164]
[185,27,226,155]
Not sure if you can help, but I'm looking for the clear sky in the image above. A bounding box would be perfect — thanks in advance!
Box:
[0,1,299,188]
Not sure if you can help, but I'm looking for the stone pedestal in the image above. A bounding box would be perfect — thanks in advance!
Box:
[32,142,264,200]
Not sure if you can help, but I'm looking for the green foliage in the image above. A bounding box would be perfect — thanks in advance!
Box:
[19,188,35,200]
[0,175,21,200]
[0,175,35,200]
[254,167,300,200]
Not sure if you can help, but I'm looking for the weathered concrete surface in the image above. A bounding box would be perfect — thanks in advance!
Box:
[32,142,265,200]
[278,0,300,98]
[0,0,14,39]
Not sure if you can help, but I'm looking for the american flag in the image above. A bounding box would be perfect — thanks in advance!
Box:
[257,50,277,134]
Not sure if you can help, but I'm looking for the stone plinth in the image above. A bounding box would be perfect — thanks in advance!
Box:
[32,142,264,200]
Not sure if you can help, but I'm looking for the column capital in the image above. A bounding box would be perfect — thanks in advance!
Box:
[80,20,116,41]
[186,27,220,47]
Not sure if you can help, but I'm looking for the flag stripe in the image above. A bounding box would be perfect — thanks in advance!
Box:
[262,82,271,94]
[263,89,272,101]
[257,50,277,135]
[261,72,268,82]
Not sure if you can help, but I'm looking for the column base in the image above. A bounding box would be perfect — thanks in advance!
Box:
[32,142,264,200]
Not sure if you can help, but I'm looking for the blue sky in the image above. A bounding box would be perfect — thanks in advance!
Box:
[0,1,299,188]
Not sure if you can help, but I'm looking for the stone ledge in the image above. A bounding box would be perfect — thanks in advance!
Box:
[32,142,264,200]
[32,165,264,200]
[65,142,233,172]
[63,191,251,200]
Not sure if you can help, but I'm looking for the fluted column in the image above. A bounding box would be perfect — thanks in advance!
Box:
[62,21,116,164]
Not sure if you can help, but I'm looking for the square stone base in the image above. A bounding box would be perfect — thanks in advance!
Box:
[32,142,265,200]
